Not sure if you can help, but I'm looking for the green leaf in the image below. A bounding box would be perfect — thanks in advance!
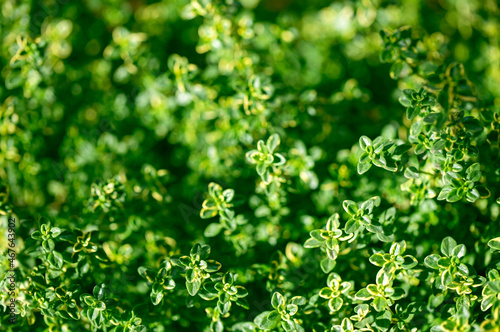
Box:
[31,230,42,240]
[441,237,457,257]
[406,107,420,120]
[466,189,480,202]
[273,153,286,166]
[390,287,406,300]
[377,232,395,243]
[42,239,55,252]
[369,253,386,267]
[256,162,267,176]
[355,288,372,301]
[281,319,295,331]
[218,300,231,315]
[186,279,201,296]
[344,219,359,234]
[170,255,191,267]
[359,152,370,163]
[465,163,481,182]
[50,227,62,237]
[211,320,224,332]
[414,143,426,155]
[446,188,462,202]
[328,297,343,311]
[190,243,202,257]
[262,169,272,184]
[457,263,469,276]
[393,143,412,155]
[374,310,392,331]
[290,296,307,306]
[428,293,444,308]
[245,150,260,164]
[436,257,451,269]
[404,167,419,179]
[93,283,108,300]
[320,257,336,273]
[5,72,23,89]
[342,200,358,215]
[340,318,354,332]
[376,271,390,286]
[359,136,372,151]
[402,255,418,269]
[357,161,372,174]
[424,254,440,269]
[222,208,235,221]
[372,157,386,168]
[165,279,175,290]
[441,270,452,286]
[373,137,385,154]
[257,140,268,154]
[304,237,323,248]
[373,296,387,312]
[437,187,452,201]
[310,229,324,241]
[253,311,271,329]
[271,292,285,309]
[462,117,483,132]
[319,287,333,298]
[208,182,223,196]
[326,248,338,260]
[235,297,250,309]
[286,304,298,316]
[423,112,441,124]
[151,290,163,305]
[200,208,218,219]
[257,310,281,330]
[382,160,398,172]
[66,306,81,320]
[204,260,221,272]
[222,189,235,202]
[481,295,496,311]
[325,237,337,250]
[487,280,500,294]
[204,223,223,237]
[48,251,64,269]
[267,134,280,153]
[452,244,466,258]
[234,286,248,298]
[41,223,50,235]
[488,238,500,251]
[390,60,410,79]
[389,242,402,255]
[399,94,411,107]
[219,291,230,304]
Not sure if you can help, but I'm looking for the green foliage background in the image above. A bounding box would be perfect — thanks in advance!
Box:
[1,0,500,331]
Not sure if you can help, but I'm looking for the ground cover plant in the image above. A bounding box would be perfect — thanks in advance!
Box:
[1,0,500,331]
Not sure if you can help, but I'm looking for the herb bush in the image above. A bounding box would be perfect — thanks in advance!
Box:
[1,0,500,331]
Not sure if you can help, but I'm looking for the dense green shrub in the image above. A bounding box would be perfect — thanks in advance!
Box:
[1,0,500,331]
